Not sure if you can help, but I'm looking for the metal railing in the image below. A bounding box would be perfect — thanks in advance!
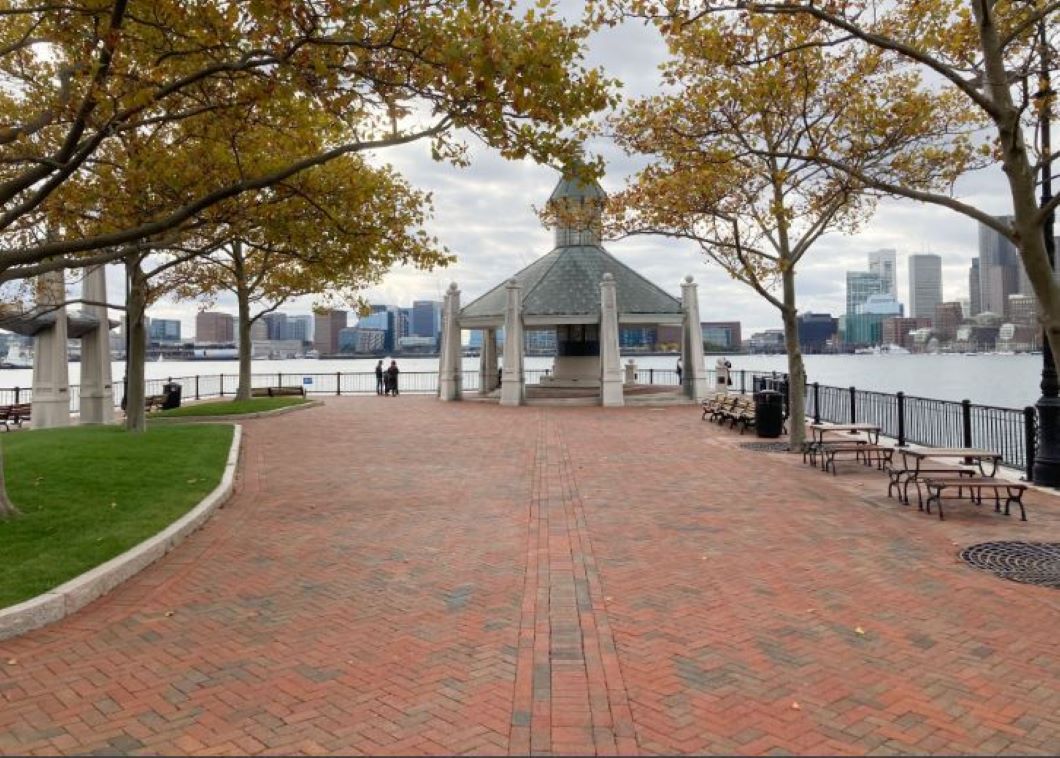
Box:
[2,366,1037,475]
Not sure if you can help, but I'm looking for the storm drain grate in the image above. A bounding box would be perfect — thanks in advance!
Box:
[959,542,1060,589]
[738,441,794,454]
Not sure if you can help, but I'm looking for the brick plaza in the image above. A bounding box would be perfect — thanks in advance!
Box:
[2,398,1060,755]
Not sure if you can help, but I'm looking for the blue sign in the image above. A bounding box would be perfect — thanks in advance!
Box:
[303,377,313,385]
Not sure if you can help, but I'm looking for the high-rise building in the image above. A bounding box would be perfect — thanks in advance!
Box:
[262,312,287,340]
[1007,294,1038,326]
[285,315,313,343]
[908,254,943,322]
[934,301,964,342]
[868,249,898,297]
[196,311,234,344]
[846,271,886,316]
[968,258,981,317]
[701,321,742,350]
[148,318,181,344]
[978,217,1020,316]
[882,317,930,349]
[411,300,442,340]
[313,310,347,355]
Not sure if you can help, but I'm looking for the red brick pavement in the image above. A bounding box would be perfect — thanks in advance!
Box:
[2,398,1060,755]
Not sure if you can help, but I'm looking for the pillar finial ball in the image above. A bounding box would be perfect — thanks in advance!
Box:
[508,278,518,286]
[602,272,614,281]
[684,275,694,283]
[449,281,458,291]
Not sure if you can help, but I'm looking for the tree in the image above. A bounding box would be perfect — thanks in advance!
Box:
[166,155,450,402]
[0,0,615,281]
[607,10,976,449]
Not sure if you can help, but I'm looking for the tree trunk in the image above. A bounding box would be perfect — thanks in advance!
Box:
[124,258,149,433]
[780,268,807,452]
[234,241,253,402]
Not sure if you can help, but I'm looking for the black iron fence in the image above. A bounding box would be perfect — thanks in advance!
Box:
[2,366,1035,475]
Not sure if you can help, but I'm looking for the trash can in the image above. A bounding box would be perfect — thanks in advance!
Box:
[755,389,784,438]
[162,382,182,410]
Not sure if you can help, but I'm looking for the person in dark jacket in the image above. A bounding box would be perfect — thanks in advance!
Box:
[375,360,385,395]
[386,360,400,396]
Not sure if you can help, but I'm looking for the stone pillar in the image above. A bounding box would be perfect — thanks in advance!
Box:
[438,282,462,401]
[599,273,624,406]
[500,279,524,407]
[31,270,71,428]
[79,265,114,424]
[680,275,709,401]
[479,328,499,394]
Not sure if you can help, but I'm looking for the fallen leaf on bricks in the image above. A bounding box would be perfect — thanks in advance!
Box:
[5,658,16,665]
[164,611,176,618]
[791,701,801,710]
[855,626,866,636]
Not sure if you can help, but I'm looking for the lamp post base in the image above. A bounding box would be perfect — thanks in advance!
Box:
[1033,395,1060,487]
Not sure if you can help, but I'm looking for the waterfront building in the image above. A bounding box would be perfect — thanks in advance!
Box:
[313,310,347,355]
[1007,294,1038,326]
[398,335,436,352]
[148,318,181,344]
[285,315,313,344]
[978,217,1022,317]
[908,253,943,323]
[262,312,287,341]
[412,300,443,341]
[934,302,964,342]
[338,327,385,354]
[867,249,897,297]
[797,312,838,353]
[847,292,903,346]
[196,311,234,344]
[249,320,268,342]
[747,329,786,353]
[845,271,886,317]
[968,258,981,316]
[453,170,701,406]
[701,321,742,351]
[882,317,930,350]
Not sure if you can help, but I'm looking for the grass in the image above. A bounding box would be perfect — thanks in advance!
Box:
[0,424,234,608]
[151,396,308,417]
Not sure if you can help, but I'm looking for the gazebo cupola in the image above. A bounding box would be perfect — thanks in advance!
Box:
[437,170,710,406]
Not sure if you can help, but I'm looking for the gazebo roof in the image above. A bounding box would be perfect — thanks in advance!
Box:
[460,244,682,321]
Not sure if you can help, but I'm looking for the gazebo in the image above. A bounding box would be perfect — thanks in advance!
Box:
[436,173,709,406]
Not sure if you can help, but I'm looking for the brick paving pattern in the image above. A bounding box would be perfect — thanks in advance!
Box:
[2,398,1060,755]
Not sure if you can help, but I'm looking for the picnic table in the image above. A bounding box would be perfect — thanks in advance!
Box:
[804,423,882,469]
[890,447,1002,508]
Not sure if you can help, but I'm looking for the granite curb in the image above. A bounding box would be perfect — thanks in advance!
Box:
[148,399,322,424]
[0,424,243,641]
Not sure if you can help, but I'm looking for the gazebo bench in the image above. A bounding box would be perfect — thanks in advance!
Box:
[923,477,1029,521]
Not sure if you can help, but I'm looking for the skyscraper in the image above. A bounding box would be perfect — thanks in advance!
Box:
[978,217,1020,316]
[845,271,887,345]
[846,271,886,316]
[868,249,897,297]
[908,254,943,322]
[411,300,442,341]
[196,312,234,343]
[313,310,347,355]
[968,258,981,317]
[262,312,287,340]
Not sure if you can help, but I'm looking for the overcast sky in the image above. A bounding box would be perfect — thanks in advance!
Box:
[136,7,1018,338]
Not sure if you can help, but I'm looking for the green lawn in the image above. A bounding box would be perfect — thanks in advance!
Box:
[0,424,234,608]
[152,396,308,417]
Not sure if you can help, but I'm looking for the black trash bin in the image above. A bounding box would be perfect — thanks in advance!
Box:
[162,382,182,410]
[755,389,784,438]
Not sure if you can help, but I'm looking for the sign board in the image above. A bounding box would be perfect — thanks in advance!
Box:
[303,377,313,385]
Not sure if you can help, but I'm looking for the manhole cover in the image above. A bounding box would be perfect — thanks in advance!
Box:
[959,542,1060,589]
[739,441,794,453]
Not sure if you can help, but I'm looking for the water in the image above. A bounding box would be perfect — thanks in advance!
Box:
[0,352,1043,409]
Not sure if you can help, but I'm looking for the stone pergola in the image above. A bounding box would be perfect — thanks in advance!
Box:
[437,173,708,406]
[0,266,115,427]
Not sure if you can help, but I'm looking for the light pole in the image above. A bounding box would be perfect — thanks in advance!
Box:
[1032,18,1060,486]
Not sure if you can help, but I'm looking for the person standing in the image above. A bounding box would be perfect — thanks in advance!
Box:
[387,360,400,396]
[676,356,683,385]
[375,359,385,395]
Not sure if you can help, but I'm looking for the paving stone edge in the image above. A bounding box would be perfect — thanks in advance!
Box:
[0,424,243,641]
[148,399,322,423]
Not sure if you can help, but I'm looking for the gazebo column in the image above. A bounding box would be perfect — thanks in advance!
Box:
[599,273,623,406]
[32,270,71,429]
[479,328,499,394]
[438,282,462,401]
[500,279,524,406]
[680,275,709,401]
[80,265,114,424]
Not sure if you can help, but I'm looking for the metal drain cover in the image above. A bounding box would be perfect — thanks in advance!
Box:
[959,542,1060,589]
[738,441,794,453]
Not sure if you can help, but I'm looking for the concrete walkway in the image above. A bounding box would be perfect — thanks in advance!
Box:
[2,398,1060,755]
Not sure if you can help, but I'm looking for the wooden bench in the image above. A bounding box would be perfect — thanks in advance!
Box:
[887,463,978,506]
[923,477,1029,521]
[706,395,740,423]
[819,443,895,475]
[701,394,730,420]
[251,386,306,398]
[0,403,29,431]
[145,394,167,412]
